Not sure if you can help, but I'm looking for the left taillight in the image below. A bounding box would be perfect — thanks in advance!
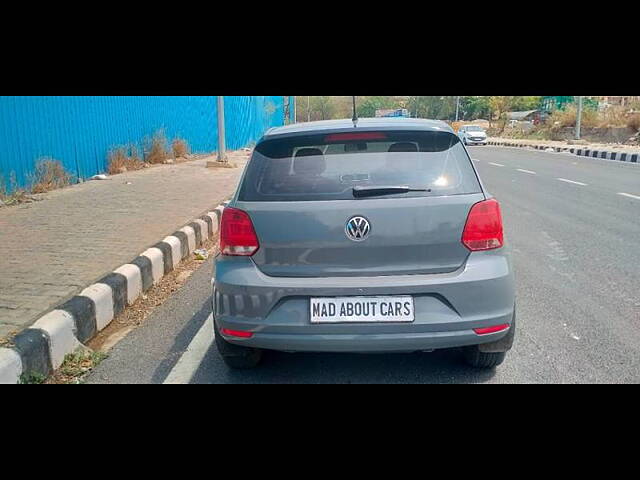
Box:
[220,207,259,256]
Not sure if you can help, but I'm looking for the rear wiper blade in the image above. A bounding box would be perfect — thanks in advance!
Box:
[352,185,431,198]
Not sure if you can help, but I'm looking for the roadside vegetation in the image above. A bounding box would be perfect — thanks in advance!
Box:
[501,105,640,144]
[107,145,145,175]
[0,172,29,206]
[144,130,170,164]
[1,159,74,208]
[106,131,191,175]
[296,97,640,145]
[20,372,47,384]
[46,349,109,384]
[172,138,189,158]
[2,130,194,209]
[29,158,75,193]
[295,96,542,124]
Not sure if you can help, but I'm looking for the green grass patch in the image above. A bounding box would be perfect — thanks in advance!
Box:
[19,372,47,384]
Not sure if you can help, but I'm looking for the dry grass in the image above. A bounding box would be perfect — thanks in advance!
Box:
[29,158,75,194]
[626,114,640,132]
[549,106,640,132]
[107,145,144,175]
[144,130,169,164]
[0,172,36,207]
[0,172,6,199]
[595,106,628,128]
[172,138,189,158]
[547,106,598,129]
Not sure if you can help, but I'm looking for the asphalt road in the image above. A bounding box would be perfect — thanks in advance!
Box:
[86,147,640,384]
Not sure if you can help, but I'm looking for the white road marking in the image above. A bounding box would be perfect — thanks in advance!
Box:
[489,162,505,167]
[517,169,537,175]
[163,314,215,384]
[557,178,588,186]
[618,192,640,201]
[472,158,480,162]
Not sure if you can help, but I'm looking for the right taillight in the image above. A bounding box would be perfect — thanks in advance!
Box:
[462,199,504,251]
[220,207,260,256]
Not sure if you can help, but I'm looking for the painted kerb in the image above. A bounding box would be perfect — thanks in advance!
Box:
[487,140,639,164]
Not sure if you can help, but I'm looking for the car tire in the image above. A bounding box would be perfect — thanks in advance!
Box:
[463,311,516,368]
[463,348,506,368]
[215,329,263,369]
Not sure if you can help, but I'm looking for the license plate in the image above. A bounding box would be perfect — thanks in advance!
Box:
[310,296,415,323]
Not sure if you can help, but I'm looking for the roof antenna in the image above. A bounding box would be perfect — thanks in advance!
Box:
[352,96,358,127]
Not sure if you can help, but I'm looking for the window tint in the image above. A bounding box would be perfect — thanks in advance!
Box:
[239,130,481,202]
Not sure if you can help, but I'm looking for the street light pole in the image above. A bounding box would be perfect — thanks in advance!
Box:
[575,96,583,140]
[292,96,297,124]
[217,96,227,163]
[352,96,357,125]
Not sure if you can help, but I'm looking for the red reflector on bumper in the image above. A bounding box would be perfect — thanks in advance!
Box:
[474,324,510,335]
[221,328,253,338]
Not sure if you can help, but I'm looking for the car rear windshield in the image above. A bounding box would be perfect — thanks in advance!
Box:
[238,130,482,202]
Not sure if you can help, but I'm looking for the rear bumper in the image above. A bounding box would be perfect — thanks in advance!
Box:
[213,250,515,353]
[215,321,513,353]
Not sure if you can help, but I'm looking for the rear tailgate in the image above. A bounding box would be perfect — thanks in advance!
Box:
[238,194,483,277]
[236,128,484,278]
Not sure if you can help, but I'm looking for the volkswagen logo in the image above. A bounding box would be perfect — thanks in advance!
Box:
[346,216,371,242]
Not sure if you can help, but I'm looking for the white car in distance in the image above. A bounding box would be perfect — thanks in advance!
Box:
[458,125,488,146]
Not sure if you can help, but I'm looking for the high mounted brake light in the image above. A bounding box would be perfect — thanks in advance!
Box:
[324,132,387,142]
[462,199,504,251]
[220,207,260,256]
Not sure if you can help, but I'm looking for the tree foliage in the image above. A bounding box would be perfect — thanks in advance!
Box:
[357,96,401,117]
[296,96,543,123]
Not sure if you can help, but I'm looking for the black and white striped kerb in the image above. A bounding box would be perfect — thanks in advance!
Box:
[0,204,226,384]
[131,256,154,292]
[60,295,97,344]
[172,230,190,261]
[488,140,639,164]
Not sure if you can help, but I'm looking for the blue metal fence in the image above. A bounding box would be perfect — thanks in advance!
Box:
[0,96,288,191]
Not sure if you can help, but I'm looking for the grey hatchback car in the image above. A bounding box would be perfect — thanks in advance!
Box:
[213,118,515,369]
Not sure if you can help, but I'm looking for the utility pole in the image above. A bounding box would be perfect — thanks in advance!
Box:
[307,96,311,122]
[455,96,460,122]
[217,96,227,163]
[352,96,357,125]
[575,96,583,140]
[284,96,290,125]
[292,96,297,124]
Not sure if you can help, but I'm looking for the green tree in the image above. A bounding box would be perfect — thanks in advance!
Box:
[407,96,461,120]
[297,96,360,121]
[460,96,492,120]
[488,96,513,127]
[357,96,400,117]
[334,96,355,119]
[511,96,543,111]
[312,96,335,120]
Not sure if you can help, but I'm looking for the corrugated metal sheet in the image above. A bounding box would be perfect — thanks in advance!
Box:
[0,96,286,190]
